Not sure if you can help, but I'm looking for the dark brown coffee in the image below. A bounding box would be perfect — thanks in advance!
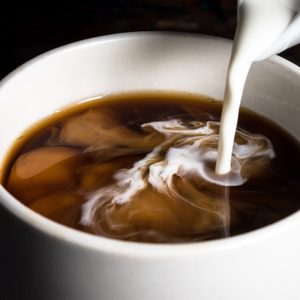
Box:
[2,92,300,243]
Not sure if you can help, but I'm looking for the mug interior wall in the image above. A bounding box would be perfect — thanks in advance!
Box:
[0,33,299,166]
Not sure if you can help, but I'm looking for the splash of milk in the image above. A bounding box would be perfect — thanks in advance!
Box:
[81,119,274,226]
[215,0,298,174]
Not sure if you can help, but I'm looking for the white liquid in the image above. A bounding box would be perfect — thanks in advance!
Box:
[215,0,295,174]
[81,118,274,226]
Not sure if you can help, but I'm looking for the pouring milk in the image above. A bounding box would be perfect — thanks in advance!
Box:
[80,0,300,225]
[216,0,300,174]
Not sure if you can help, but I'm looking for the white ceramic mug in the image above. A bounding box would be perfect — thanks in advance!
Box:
[0,32,299,300]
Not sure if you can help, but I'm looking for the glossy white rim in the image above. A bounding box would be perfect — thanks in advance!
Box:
[0,32,299,257]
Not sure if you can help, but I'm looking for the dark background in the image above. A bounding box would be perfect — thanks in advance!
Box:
[1,1,300,299]
[1,0,300,81]
[0,0,236,80]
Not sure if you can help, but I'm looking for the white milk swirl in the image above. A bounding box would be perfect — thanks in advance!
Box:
[81,119,275,226]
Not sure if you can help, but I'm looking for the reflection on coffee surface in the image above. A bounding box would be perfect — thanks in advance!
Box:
[2,92,300,243]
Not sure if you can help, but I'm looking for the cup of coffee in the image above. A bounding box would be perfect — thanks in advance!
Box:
[0,32,299,300]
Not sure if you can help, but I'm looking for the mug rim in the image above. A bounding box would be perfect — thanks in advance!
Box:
[0,31,299,257]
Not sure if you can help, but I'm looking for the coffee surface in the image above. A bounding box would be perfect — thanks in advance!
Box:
[2,92,300,243]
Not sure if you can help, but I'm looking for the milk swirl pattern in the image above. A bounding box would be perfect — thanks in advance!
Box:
[3,92,299,243]
[80,117,275,240]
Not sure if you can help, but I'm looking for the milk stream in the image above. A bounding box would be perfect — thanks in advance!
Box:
[216,0,300,174]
